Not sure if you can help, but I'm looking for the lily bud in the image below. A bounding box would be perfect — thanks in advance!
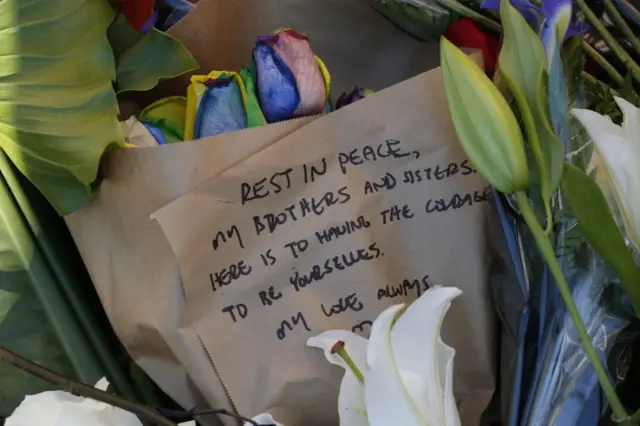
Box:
[440,37,529,194]
[253,28,331,123]
[185,70,264,140]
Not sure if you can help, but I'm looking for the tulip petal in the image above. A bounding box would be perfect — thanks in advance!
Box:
[614,96,640,146]
[307,331,368,426]
[269,30,327,117]
[365,304,426,426]
[391,286,463,426]
[253,41,300,123]
[193,79,248,138]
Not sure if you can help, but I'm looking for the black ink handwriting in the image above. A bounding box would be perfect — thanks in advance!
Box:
[425,185,492,214]
[315,215,371,245]
[337,139,413,174]
[321,293,364,317]
[240,168,294,204]
[210,260,252,292]
[277,312,311,340]
[290,243,382,292]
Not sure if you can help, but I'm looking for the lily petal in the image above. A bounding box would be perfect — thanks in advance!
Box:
[307,330,368,372]
[253,41,300,123]
[193,78,248,138]
[269,30,327,117]
[365,304,425,426]
[572,107,640,252]
[570,108,624,140]
[391,286,463,426]
[614,96,640,146]
[243,413,284,426]
[307,331,368,426]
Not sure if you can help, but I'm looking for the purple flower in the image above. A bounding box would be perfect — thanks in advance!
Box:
[482,0,587,59]
[336,87,375,109]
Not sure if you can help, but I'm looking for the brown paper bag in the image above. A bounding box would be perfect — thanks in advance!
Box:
[150,64,497,426]
[65,117,314,417]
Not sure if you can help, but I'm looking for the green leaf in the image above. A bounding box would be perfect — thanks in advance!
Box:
[110,15,198,93]
[498,0,565,221]
[0,0,124,215]
[0,152,99,415]
[561,163,640,317]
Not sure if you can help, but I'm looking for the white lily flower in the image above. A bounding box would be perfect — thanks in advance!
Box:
[243,413,284,426]
[6,378,195,426]
[307,286,462,426]
[571,97,640,252]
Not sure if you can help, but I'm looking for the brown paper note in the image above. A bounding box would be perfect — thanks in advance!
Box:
[152,65,497,426]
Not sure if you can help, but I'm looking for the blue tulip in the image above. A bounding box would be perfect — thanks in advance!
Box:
[193,77,248,139]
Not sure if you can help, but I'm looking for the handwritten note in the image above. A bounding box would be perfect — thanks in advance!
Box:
[152,65,497,426]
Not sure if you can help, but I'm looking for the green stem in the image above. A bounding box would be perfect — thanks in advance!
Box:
[332,342,365,384]
[583,41,625,87]
[604,0,640,57]
[514,191,628,422]
[575,0,640,84]
[582,71,622,96]
[433,0,503,33]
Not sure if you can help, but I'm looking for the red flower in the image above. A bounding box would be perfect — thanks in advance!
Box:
[120,0,157,33]
[443,18,500,77]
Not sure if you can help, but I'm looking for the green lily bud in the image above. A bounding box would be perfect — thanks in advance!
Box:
[440,38,529,194]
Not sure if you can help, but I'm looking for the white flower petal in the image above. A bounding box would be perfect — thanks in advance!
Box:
[307,330,368,373]
[390,286,462,426]
[338,372,369,426]
[571,108,623,140]
[243,413,284,426]
[57,401,143,426]
[440,341,461,426]
[6,392,70,426]
[614,97,640,146]
[94,377,110,391]
[307,330,368,425]
[365,304,425,426]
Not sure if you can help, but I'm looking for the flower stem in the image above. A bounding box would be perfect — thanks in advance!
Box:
[604,0,640,57]
[575,0,640,84]
[583,41,625,86]
[432,0,503,33]
[514,191,628,422]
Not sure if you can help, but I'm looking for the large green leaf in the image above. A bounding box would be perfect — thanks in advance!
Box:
[0,0,123,215]
[108,15,198,93]
[0,150,103,415]
[499,0,564,218]
[561,163,640,317]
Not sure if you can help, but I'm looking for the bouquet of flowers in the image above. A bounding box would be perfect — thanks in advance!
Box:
[434,0,640,424]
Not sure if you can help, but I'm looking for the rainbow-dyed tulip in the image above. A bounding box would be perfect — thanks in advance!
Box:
[253,29,331,123]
